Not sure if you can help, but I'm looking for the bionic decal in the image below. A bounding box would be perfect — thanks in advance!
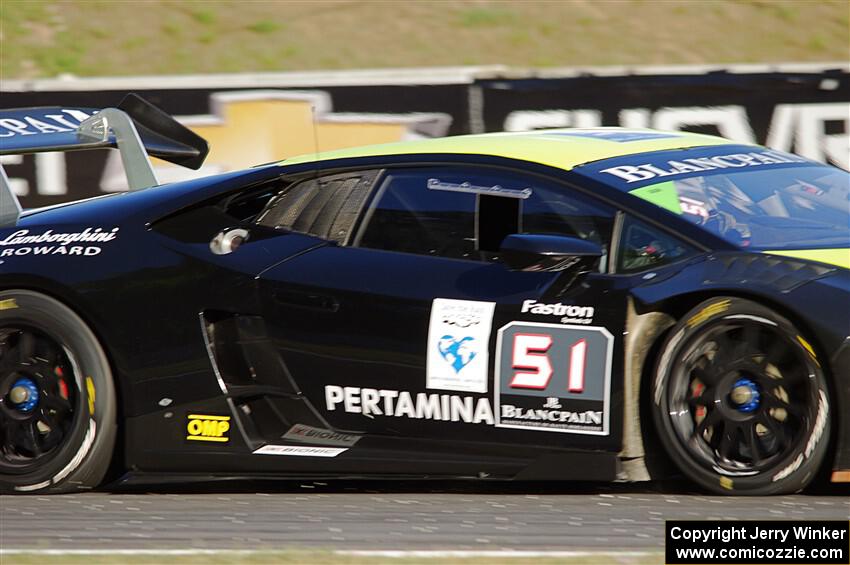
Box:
[521,300,595,325]
[186,414,230,443]
[282,424,361,447]
[426,299,495,393]
[325,386,494,425]
[0,227,119,259]
[254,445,347,457]
[495,322,613,435]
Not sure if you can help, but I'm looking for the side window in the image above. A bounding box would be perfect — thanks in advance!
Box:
[356,171,478,260]
[618,215,696,273]
[355,166,617,265]
[255,170,379,244]
[523,185,614,247]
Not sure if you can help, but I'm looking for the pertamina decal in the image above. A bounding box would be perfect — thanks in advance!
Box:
[495,321,613,435]
[325,386,494,425]
[186,414,230,443]
[426,298,495,393]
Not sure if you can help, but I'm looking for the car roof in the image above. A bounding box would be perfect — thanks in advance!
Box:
[281,128,737,171]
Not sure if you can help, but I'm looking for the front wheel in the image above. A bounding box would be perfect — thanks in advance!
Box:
[0,290,116,493]
[652,297,830,495]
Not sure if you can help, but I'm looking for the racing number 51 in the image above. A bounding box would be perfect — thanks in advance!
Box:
[510,333,586,393]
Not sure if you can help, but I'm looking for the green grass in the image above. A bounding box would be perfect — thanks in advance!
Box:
[0,0,847,79]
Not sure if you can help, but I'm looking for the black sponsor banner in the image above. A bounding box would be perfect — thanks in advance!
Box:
[1,68,847,209]
[665,520,850,564]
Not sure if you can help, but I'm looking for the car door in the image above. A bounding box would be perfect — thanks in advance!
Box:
[256,163,629,472]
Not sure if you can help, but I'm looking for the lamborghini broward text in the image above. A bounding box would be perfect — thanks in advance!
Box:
[1,98,848,495]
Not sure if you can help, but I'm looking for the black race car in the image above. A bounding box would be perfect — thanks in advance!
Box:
[1,97,848,495]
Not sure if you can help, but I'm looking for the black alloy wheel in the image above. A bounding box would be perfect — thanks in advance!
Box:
[0,327,79,472]
[0,290,116,493]
[653,297,830,495]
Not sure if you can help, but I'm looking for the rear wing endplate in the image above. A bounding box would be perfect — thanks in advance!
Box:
[0,94,209,227]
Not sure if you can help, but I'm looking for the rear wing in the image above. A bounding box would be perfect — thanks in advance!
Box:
[0,94,209,227]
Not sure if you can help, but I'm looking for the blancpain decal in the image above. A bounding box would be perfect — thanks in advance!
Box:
[599,150,807,184]
[521,300,594,324]
[282,423,361,447]
[253,445,347,457]
[325,385,494,425]
[427,299,495,393]
[0,227,119,258]
[500,405,603,426]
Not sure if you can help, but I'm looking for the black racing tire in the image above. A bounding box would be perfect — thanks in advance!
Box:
[652,296,830,495]
[0,289,116,493]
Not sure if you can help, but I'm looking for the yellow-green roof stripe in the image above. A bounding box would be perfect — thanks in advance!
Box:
[282,128,736,172]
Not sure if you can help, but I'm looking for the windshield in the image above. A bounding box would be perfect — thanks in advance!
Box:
[630,165,849,250]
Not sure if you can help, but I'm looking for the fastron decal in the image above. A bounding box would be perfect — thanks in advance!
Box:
[521,300,595,325]
[325,385,494,425]
[426,299,495,393]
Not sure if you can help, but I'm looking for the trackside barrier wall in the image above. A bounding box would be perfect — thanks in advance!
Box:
[1,63,847,209]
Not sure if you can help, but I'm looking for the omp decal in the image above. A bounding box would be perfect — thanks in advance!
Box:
[0,227,119,259]
[764,248,850,270]
[686,300,731,328]
[253,445,347,457]
[325,386,494,425]
[427,178,532,199]
[186,414,230,443]
[426,299,495,393]
[719,476,734,490]
[495,321,613,435]
[521,300,594,325]
[282,424,360,447]
[85,377,96,416]
[796,335,819,364]
[0,298,18,310]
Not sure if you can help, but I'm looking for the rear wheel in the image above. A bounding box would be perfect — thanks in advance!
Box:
[0,290,116,493]
[652,297,830,495]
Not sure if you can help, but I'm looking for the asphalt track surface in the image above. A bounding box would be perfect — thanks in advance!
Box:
[1,482,848,552]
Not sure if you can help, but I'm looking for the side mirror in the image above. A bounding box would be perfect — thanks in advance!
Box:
[499,234,603,272]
